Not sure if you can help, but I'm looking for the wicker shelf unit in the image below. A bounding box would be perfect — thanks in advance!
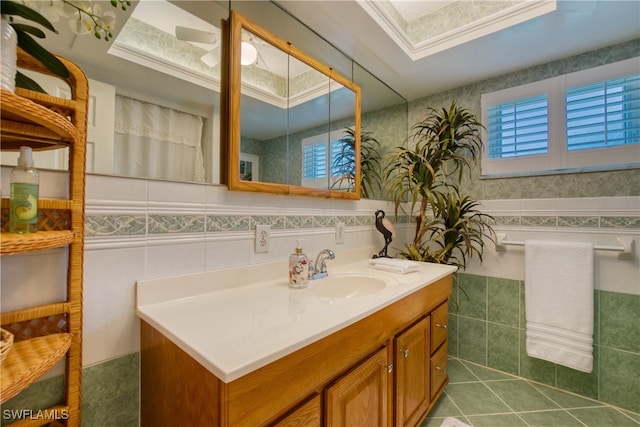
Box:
[0,50,88,427]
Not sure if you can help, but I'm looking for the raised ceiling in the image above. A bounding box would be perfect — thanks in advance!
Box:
[35,0,640,103]
[276,0,640,100]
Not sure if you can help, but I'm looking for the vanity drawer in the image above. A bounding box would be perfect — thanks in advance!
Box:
[430,301,449,352]
[430,342,448,400]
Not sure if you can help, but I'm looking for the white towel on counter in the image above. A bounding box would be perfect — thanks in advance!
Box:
[369,258,420,274]
[440,417,471,427]
[525,240,594,373]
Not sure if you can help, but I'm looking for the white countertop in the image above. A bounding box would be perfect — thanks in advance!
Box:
[136,248,457,383]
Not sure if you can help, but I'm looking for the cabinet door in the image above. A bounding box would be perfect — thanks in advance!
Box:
[272,394,321,427]
[325,346,390,427]
[395,316,430,427]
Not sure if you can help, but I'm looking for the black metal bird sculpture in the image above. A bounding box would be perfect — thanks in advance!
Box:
[373,210,395,259]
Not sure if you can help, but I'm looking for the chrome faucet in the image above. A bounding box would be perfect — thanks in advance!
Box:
[311,249,335,280]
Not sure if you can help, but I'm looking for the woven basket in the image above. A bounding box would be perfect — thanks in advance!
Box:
[0,328,13,362]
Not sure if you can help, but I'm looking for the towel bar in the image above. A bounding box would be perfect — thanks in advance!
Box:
[495,233,634,258]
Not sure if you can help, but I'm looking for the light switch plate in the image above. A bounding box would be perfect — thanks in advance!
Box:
[255,224,270,253]
[336,222,345,244]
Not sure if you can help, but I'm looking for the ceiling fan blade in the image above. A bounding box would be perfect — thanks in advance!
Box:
[200,49,220,68]
[175,26,217,44]
[255,48,269,71]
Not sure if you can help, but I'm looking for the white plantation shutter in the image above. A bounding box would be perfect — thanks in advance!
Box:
[303,142,327,179]
[487,95,548,159]
[481,58,640,176]
[566,75,640,151]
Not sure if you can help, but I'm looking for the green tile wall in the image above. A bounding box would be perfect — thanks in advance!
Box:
[449,273,640,413]
[1,353,139,427]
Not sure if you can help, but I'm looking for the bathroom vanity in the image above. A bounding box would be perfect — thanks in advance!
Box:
[137,252,455,426]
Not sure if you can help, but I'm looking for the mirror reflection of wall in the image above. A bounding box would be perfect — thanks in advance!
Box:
[114,96,206,182]
[4,0,407,200]
[227,9,362,198]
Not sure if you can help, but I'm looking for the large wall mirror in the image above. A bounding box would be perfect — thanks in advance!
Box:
[226,10,362,199]
[3,0,407,200]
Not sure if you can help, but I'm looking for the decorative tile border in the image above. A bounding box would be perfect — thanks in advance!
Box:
[207,215,251,232]
[521,216,558,227]
[600,216,640,229]
[85,213,375,236]
[84,212,639,237]
[251,215,285,229]
[493,216,520,227]
[85,215,147,236]
[285,215,315,229]
[558,216,600,228]
[148,215,205,234]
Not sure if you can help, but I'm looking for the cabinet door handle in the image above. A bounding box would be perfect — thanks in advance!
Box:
[402,349,410,358]
[387,363,393,373]
[436,323,448,329]
[435,365,447,374]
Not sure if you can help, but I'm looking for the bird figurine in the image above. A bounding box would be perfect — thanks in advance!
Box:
[373,210,395,258]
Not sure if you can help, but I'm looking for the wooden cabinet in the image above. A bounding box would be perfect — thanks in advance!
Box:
[0,50,87,426]
[271,394,322,427]
[430,302,449,400]
[431,341,449,401]
[431,301,448,351]
[325,346,391,427]
[395,316,430,427]
[141,275,452,427]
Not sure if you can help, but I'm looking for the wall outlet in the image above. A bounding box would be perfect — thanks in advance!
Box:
[336,222,345,244]
[255,224,270,253]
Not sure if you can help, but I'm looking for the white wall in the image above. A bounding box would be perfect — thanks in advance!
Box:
[393,196,640,296]
[2,169,638,371]
[81,174,396,367]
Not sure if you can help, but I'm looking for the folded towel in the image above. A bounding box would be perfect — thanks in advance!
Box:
[525,240,594,372]
[369,258,420,274]
[440,417,471,427]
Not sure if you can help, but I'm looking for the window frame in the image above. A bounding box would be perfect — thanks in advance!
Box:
[301,128,350,189]
[481,57,639,177]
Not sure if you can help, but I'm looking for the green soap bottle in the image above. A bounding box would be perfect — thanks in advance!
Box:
[10,146,39,233]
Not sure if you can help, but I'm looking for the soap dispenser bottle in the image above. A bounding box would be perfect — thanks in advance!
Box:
[289,240,309,289]
[10,146,39,233]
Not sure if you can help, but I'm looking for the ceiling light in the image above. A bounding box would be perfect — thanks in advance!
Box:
[241,41,258,65]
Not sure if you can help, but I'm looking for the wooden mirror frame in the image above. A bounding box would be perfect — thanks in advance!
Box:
[224,10,361,199]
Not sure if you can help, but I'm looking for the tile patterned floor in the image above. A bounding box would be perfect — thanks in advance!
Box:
[422,358,640,427]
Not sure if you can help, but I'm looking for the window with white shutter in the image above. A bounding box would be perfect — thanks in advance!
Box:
[301,129,349,188]
[481,58,639,177]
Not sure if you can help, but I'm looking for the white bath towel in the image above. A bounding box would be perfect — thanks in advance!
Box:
[369,258,420,274]
[525,240,594,372]
[440,417,471,427]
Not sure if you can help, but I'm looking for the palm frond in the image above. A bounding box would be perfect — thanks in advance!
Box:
[386,100,494,270]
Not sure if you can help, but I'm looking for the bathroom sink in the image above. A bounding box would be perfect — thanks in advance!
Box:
[309,273,387,298]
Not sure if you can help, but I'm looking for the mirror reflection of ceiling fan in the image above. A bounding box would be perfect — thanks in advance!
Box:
[175,26,269,69]
[175,26,220,67]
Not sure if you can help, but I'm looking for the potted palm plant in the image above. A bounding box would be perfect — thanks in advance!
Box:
[385,100,494,269]
[331,127,382,198]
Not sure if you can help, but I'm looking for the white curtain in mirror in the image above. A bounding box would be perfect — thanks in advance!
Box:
[114,96,205,182]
